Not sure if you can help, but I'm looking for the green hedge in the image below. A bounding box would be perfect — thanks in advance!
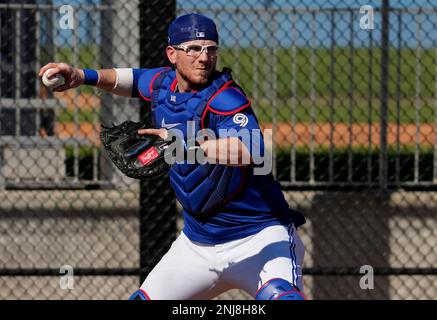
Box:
[64,146,435,184]
[276,148,435,183]
[65,146,96,180]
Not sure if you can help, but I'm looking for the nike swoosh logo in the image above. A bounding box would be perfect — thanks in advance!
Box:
[161,118,181,129]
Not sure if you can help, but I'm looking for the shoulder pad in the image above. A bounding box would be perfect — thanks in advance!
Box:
[138,67,171,100]
[208,87,250,115]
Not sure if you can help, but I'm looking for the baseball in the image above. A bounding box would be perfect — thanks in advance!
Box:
[42,68,65,89]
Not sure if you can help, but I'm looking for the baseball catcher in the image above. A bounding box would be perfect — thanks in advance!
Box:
[39,13,307,301]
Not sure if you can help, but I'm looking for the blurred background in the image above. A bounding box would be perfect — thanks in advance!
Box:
[0,0,436,299]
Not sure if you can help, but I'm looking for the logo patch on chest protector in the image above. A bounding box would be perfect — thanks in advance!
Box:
[233,113,248,127]
[161,118,181,129]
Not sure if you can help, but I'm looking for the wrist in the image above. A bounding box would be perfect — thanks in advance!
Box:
[77,68,85,85]
[82,68,99,85]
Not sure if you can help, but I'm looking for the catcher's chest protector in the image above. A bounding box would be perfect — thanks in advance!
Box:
[147,69,246,216]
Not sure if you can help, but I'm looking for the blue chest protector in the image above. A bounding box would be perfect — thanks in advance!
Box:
[146,69,248,216]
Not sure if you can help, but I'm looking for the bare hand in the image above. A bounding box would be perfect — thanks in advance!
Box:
[39,62,84,92]
[137,128,168,140]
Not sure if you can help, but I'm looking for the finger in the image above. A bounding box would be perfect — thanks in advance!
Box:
[42,64,71,79]
[39,63,56,76]
[39,63,59,77]
[46,66,64,78]
[137,128,162,135]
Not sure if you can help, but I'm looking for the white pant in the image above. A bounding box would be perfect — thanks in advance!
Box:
[140,224,305,300]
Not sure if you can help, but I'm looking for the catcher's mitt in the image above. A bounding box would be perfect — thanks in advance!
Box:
[100,121,171,180]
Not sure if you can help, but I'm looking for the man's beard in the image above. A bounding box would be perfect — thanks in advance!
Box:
[177,64,216,91]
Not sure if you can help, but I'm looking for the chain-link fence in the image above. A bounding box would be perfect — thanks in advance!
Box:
[0,0,436,300]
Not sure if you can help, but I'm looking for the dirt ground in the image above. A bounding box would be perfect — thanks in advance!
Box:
[53,91,435,148]
[260,122,435,148]
[55,121,436,148]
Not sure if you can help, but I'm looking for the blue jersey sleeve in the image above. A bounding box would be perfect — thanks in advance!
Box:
[212,107,265,159]
[131,68,147,98]
[133,67,170,99]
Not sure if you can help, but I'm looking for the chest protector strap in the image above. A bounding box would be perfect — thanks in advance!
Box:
[150,68,248,216]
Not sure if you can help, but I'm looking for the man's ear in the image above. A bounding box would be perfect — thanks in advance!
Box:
[166,46,177,64]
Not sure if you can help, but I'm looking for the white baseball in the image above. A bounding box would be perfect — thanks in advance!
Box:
[42,68,65,89]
